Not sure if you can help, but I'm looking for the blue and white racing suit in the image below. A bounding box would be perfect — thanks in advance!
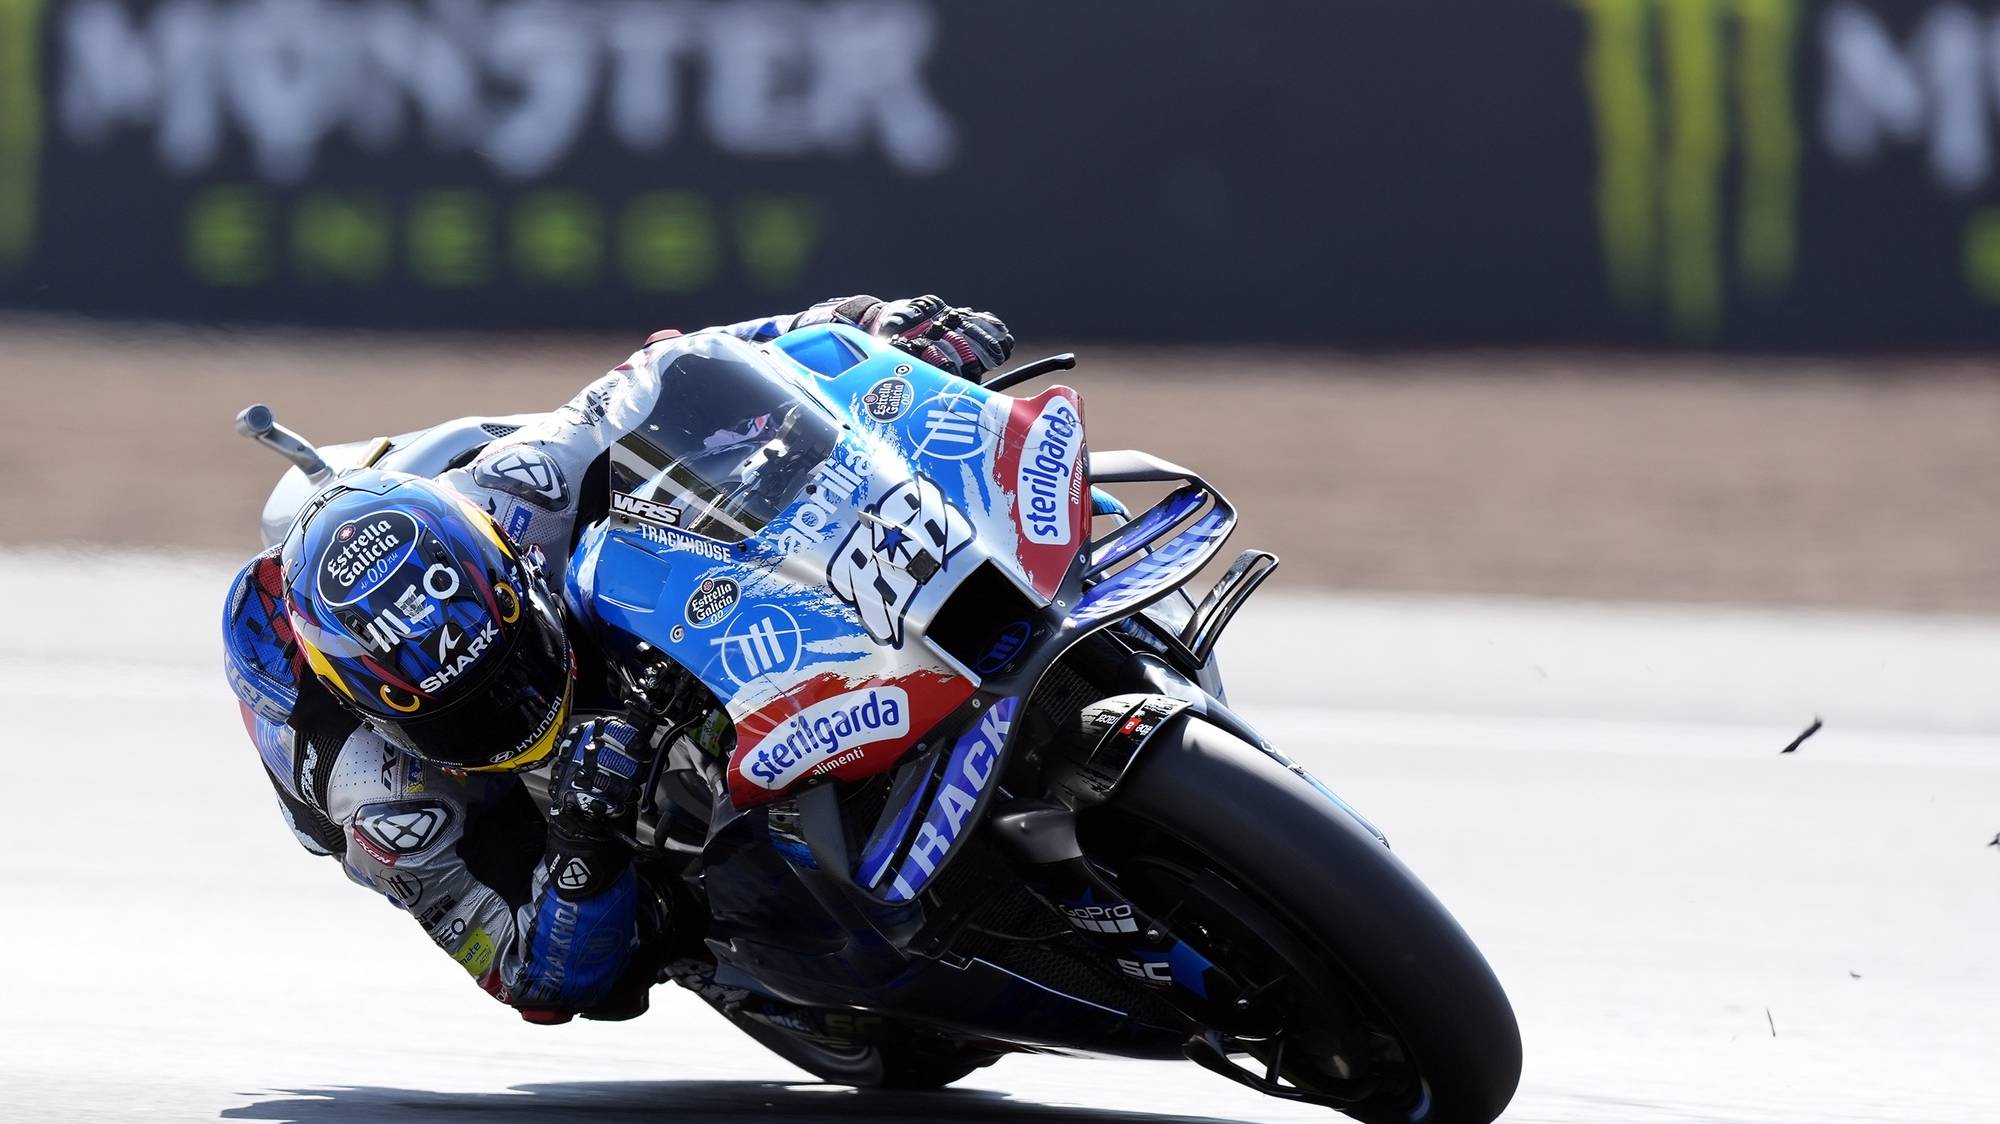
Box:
[220,301,885,1021]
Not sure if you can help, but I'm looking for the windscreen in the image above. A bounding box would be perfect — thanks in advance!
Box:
[608,334,842,543]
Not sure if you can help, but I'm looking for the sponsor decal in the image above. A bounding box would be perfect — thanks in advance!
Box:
[1117,958,1174,984]
[416,620,501,693]
[739,686,910,791]
[684,575,741,628]
[316,511,418,606]
[636,522,730,561]
[392,583,435,626]
[1062,902,1139,934]
[377,871,423,906]
[358,566,466,654]
[489,690,566,764]
[827,475,971,646]
[350,824,398,866]
[776,444,870,554]
[611,491,681,527]
[473,447,569,510]
[354,801,453,860]
[453,927,497,977]
[416,893,461,933]
[974,620,1033,676]
[1017,397,1082,545]
[505,505,533,542]
[861,376,914,421]
[910,390,988,461]
[712,606,804,685]
[886,697,1014,901]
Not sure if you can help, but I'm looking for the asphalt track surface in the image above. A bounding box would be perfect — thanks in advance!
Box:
[3,553,1997,1123]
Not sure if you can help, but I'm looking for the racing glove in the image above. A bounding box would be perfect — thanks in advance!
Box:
[544,717,650,898]
[803,294,1014,382]
[515,716,654,1025]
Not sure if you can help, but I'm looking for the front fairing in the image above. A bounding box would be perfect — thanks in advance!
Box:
[566,326,1089,809]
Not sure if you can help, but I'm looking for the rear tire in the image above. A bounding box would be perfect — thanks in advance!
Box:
[1092,716,1521,1124]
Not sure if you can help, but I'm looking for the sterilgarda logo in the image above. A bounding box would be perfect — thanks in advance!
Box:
[740,686,910,790]
[1017,397,1081,545]
[0,0,43,273]
[684,575,740,628]
[1573,0,1801,341]
[317,511,419,606]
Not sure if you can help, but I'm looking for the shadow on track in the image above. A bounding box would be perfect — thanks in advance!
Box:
[221,1080,1255,1124]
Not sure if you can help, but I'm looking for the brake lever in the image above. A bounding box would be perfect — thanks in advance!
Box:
[983,352,1078,393]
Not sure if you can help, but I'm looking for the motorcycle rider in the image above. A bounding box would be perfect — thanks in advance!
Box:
[222,296,1012,1023]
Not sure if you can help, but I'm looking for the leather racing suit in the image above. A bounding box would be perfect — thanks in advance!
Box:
[220,298,1001,1022]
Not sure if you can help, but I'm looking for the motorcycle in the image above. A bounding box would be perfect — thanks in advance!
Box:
[239,324,1521,1123]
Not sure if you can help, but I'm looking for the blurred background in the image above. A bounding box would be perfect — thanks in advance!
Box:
[2,3,1998,1122]
[1,0,1997,610]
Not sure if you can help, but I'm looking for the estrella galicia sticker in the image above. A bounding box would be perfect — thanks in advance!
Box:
[352,800,455,865]
[473,446,569,511]
[861,376,914,421]
[317,510,419,607]
[684,575,741,628]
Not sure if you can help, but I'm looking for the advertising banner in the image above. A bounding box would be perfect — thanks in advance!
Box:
[0,0,1997,347]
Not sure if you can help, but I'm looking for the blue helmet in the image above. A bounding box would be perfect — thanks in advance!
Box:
[280,469,572,772]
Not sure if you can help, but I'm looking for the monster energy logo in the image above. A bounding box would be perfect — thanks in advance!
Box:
[0,0,42,270]
[1575,0,1800,341]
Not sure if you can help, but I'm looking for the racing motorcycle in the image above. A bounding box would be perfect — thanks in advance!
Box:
[238,324,1521,1123]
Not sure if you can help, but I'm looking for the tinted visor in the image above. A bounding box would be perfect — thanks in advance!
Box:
[371,581,572,771]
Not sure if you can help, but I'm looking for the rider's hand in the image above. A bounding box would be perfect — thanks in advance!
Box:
[871,295,1014,382]
[547,717,650,846]
[802,294,1014,382]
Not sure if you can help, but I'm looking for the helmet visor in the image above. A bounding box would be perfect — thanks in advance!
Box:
[369,580,572,772]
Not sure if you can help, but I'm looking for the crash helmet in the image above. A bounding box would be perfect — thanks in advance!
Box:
[280,469,572,772]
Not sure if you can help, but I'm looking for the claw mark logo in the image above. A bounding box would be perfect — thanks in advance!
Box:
[1574,0,1800,341]
[0,0,42,271]
[827,476,970,646]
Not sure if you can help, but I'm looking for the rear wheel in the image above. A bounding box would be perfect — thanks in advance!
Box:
[1083,716,1521,1124]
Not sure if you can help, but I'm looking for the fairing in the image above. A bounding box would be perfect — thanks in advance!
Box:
[566,326,1089,809]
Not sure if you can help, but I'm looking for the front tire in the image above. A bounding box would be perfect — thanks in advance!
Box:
[1089,716,1521,1124]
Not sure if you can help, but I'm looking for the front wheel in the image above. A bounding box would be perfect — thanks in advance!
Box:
[1082,717,1522,1124]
